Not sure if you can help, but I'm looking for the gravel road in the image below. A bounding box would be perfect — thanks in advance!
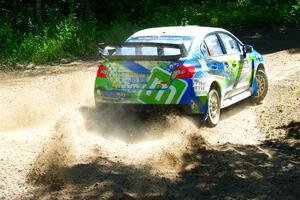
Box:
[0,37,299,199]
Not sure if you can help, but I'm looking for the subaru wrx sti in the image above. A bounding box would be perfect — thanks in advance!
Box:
[95,26,268,126]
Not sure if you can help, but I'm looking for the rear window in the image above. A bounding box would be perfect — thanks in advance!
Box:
[117,36,193,56]
[115,46,181,56]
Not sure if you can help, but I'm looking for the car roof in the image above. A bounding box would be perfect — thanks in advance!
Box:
[129,25,229,39]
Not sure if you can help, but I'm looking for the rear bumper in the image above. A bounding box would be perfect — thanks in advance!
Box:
[94,88,209,115]
[94,77,209,114]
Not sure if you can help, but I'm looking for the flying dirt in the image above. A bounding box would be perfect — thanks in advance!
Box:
[0,49,300,199]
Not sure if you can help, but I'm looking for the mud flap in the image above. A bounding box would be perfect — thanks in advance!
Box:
[199,113,209,122]
[252,77,258,97]
[191,96,209,122]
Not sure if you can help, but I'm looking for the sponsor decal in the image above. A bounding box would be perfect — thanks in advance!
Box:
[101,91,127,99]
[138,67,187,104]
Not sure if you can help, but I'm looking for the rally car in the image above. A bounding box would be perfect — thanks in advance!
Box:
[95,26,268,127]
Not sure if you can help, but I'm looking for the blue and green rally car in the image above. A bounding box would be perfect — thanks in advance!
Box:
[94,26,268,127]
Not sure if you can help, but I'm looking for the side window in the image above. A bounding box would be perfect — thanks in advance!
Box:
[200,42,209,57]
[204,34,224,57]
[218,33,240,54]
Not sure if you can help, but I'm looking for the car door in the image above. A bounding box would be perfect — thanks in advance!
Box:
[217,32,252,97]
[201,33,234,98]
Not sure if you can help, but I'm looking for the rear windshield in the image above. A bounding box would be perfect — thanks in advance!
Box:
[114,36,193,56]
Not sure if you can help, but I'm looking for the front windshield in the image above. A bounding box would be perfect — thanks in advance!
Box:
[116,35,194,56]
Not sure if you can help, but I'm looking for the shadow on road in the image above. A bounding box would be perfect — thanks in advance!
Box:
[26,132,300,200]
[276,121,300,140]
[239,26,300,54]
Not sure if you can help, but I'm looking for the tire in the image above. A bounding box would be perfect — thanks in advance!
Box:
[252,69,268,104]
[207,89,221,127]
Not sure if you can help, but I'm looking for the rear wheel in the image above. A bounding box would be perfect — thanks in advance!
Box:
[207,89,221,127]
[252,69,268,104]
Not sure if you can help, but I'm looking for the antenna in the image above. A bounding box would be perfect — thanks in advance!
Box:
[181,18,189,26]
[181,8,189,26]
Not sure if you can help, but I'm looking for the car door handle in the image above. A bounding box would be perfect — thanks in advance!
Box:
[212,65,218,69]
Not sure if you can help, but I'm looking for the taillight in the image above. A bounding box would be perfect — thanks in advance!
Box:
[171,64,196,79]
[97,64,107,78]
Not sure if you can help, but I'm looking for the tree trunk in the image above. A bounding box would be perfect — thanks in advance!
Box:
[36,0,43,25]
[79,0,86,21]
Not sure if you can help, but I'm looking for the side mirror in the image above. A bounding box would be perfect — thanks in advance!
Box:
[243,44,253,55]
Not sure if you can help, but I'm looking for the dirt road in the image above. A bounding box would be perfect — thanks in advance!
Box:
[0,41,300,199]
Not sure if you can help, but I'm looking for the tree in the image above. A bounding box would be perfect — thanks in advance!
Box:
[36,0,43,25]
[79,0,86,21]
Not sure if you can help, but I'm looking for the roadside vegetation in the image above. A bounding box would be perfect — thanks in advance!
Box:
[0,0,299,66]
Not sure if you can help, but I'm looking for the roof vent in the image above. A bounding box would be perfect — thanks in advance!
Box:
[181,18,189,26]
[181,9,189,26]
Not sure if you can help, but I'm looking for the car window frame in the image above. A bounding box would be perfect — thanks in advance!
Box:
[216,32,242,55]
[200,40,210,58]
[201,33,225,58]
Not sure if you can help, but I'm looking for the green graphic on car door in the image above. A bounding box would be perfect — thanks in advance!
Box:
[138,67,187,104]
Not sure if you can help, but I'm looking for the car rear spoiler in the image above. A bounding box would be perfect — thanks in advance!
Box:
[98,42,188,61]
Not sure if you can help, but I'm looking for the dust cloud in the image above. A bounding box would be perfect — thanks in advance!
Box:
[0,64,263,196]
[27,107,204,185]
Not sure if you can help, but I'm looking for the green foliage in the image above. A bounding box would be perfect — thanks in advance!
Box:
[1,13,97,65]
[290,0,300,22]
[265,132,270,139]
[0,0,299,67]
[186,0,299,31]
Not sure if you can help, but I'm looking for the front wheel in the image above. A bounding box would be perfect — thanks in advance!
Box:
[252,70,268,104]
[207,89,221,127]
